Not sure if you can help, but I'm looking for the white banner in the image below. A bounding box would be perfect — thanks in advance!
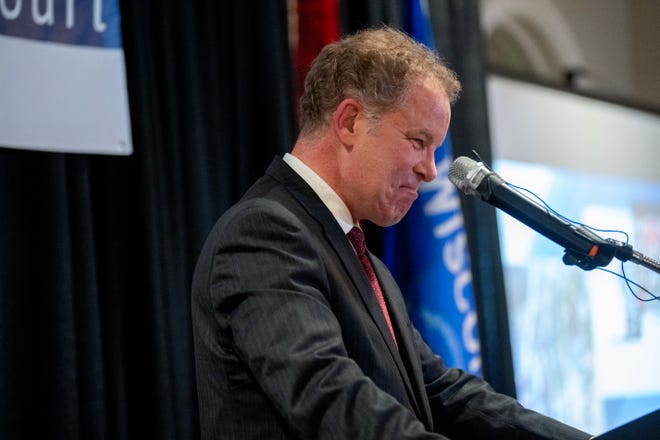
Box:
[0,0,132,155]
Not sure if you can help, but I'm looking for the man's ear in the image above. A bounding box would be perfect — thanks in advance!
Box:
[332,99,361,147]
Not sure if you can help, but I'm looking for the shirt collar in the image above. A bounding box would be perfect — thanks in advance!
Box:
[283,153,355,234]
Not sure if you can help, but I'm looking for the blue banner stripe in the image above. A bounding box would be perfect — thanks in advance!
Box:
[0,0,122,48]
[384,0,482,375]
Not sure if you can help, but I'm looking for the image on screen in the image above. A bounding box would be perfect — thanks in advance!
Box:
[494,159,660,435]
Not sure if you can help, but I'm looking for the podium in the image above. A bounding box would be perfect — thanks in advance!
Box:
[593,409,660,439]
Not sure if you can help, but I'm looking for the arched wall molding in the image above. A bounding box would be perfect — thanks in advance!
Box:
[480,0,589,85]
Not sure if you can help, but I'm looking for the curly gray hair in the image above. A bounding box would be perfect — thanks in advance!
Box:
[299,26,461,136]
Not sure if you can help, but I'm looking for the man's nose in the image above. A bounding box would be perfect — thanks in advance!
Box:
[417,148,437,182]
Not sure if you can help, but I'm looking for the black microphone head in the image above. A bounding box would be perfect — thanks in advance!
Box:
[448,156,481,196]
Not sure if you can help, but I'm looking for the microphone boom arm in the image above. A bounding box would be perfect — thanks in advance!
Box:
[629,250,660,275]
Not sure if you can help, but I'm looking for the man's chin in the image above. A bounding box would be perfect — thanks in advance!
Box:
[372,207,411,227]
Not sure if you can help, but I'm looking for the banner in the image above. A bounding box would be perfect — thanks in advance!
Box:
[0,0,132,155]
[294,0,340,107]
[383,0,482,374]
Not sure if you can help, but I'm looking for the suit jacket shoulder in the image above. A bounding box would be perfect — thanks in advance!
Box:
[191,156,439,439]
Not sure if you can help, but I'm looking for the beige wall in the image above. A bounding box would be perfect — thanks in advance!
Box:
[480,0,660,109]
[630,0,660,107]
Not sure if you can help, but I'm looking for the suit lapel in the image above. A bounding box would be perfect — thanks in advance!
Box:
[329,229,429,423]
[265,157,430,426]
[371,257,434,428]
[266,157,402,357]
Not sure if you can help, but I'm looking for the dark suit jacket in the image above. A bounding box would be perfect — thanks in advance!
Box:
[191,156,591,440]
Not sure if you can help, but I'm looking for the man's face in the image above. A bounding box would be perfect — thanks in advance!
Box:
[343,79,451,227]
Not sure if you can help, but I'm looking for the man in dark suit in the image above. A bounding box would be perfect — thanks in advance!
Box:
[191,27,593,439]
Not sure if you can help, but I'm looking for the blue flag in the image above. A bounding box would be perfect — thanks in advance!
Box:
[383,0,482,375]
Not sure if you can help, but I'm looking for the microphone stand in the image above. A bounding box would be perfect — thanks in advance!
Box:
[629,250,660,275]
[562,234,660,275]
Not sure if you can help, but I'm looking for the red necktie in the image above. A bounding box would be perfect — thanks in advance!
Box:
[347,227,397,346]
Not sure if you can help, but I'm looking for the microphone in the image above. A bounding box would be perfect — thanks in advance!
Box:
[448,156,659,273]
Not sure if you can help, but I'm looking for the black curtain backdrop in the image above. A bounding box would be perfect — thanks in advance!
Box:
[0,0,511,438]
[0,1,294,438]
